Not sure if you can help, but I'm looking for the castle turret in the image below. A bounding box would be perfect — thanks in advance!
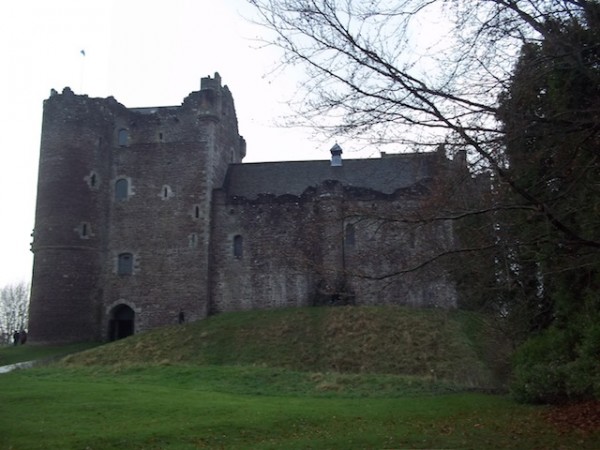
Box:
[330,143,343,166]
[29,88,114,343]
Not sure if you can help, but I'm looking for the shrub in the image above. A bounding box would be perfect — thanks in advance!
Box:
[511,328,571,403]
[511,321,600,404]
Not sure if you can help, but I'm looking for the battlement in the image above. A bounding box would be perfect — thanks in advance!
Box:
[41,74,243,157]
[200,72,222,91]
[45,72,234,126]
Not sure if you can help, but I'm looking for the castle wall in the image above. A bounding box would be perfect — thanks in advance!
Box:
[342,197,457,308]
[210,181,457,313]
[210,191,317,312]
[101,129,213,333]
[99,77,244,336]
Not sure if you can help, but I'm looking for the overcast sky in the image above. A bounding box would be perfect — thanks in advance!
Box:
[1,0,379,287]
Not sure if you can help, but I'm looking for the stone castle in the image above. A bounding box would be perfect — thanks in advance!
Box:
[29,73,470,344]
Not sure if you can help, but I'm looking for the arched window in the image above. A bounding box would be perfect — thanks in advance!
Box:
[115,178,129,200]
[345,223,355,246]
[118,129,129,147]
[118,253,133,275]
[233,235,243,258]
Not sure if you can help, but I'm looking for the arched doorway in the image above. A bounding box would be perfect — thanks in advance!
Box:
[108,304,135,341]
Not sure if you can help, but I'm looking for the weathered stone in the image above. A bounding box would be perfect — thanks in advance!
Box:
[29,73,467,344]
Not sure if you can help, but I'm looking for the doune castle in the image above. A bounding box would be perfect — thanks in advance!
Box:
[29,73,471,344]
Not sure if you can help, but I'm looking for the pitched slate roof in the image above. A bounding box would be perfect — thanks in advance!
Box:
[223,152,442,199]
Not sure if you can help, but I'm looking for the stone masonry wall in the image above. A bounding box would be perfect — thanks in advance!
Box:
[30,88,116,343]
[101,77,245,336]
[209,190,317,312]
[210,181,457,314]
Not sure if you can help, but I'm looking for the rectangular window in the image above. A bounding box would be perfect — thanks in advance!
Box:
[118,129,129,147]
[118,253,133,275]
[115,178,129,200]
[233,235,243,258]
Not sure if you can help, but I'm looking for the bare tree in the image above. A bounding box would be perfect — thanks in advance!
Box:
[247,0,600,402]
[0,282,30,345]
[247,0,599,249]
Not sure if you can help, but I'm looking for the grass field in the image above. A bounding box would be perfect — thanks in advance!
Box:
[1,364,598,449]
[0,307,597,449]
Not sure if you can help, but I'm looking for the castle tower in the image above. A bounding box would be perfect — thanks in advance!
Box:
[29,87,114,343]
[29,75,245,343]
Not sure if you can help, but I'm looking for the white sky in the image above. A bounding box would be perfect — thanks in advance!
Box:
[0,0,375,287]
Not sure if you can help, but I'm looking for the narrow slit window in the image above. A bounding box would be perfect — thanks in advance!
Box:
[233,235,243,258]
[161,185,172,200]
[86,171,99,190]
[194,205,200,219]
[78,222,91,239]
[117,253,133,275]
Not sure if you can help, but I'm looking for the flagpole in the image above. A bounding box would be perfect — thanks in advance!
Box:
[79,49,86,93]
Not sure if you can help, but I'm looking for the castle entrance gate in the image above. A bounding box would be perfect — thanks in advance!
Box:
[108,304,135,341]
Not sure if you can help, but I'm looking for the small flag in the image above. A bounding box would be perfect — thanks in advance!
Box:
[80,49,86,56]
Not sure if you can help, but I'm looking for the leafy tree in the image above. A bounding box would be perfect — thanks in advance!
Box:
[498,5,600,402]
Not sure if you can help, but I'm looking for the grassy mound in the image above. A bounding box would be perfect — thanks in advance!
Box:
[62,306,509,390]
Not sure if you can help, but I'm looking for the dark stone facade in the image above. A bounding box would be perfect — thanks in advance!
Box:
[29,74,467,344]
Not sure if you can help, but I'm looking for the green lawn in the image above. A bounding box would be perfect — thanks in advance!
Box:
[1,308,595,448]
[1,364,597,449]
[0,342,99,366]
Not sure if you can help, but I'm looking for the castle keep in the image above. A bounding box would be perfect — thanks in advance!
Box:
[29,74,467,344]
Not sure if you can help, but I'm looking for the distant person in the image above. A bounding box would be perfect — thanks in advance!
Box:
[178,311,185,324]
[19,330,27,345]
[12,331,20,346]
